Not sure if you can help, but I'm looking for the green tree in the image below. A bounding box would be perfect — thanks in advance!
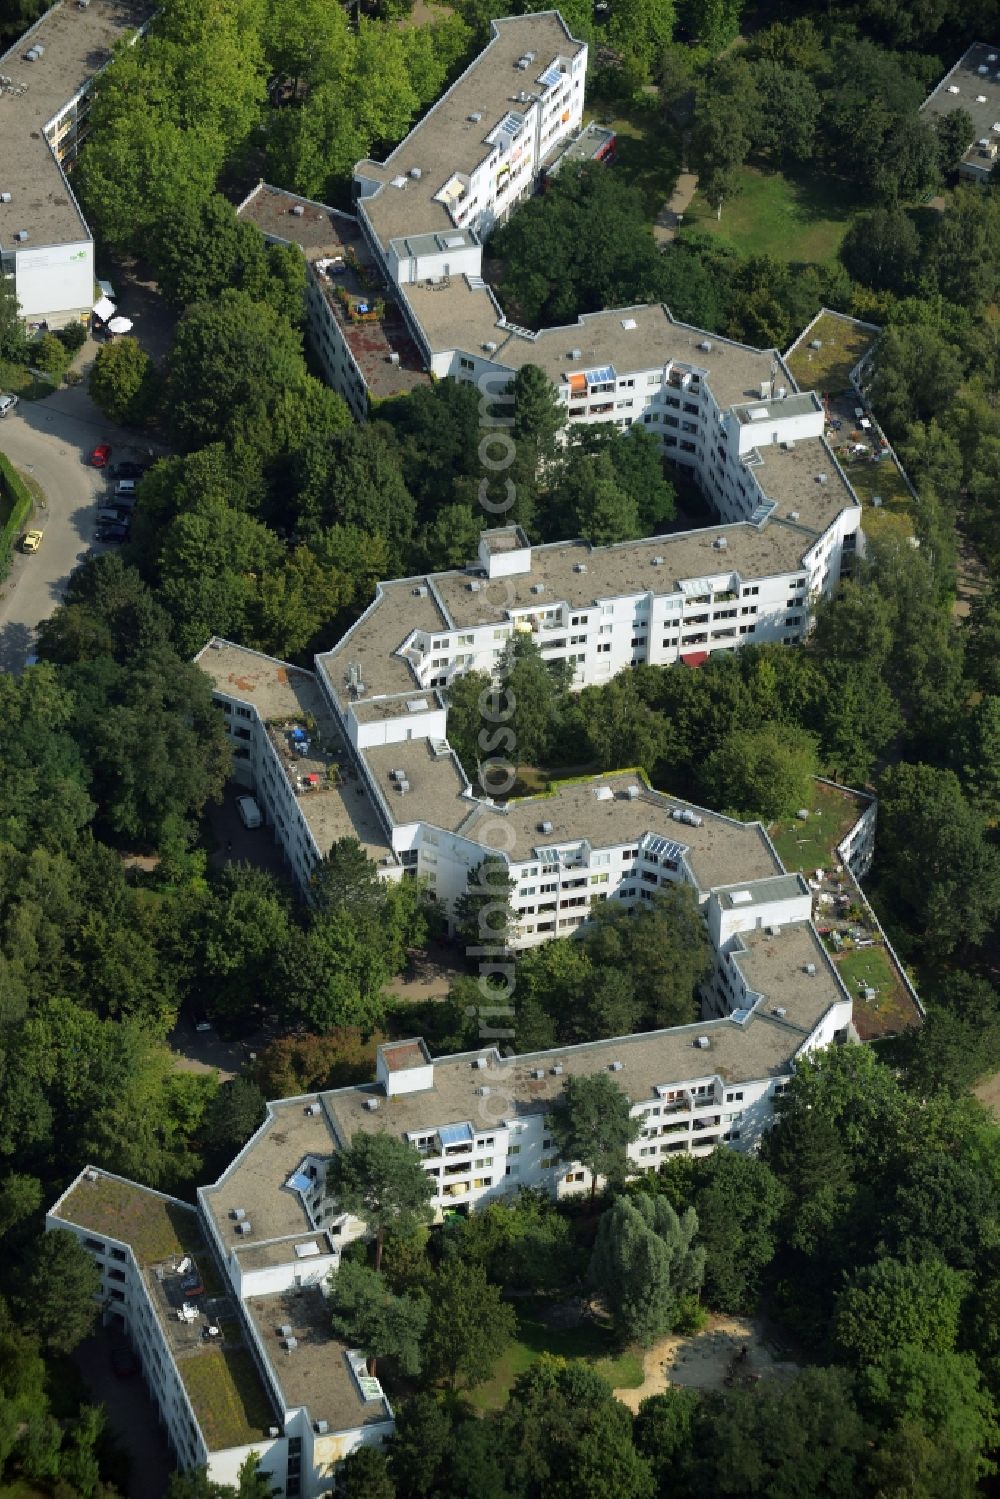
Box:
[583,885,710,1031]
[834,1256,965,1366]
[202,1079,266,1156]
[338,1443,396,1499]
[511,363,563,454]
[591,1194,705,1346]
[328,1259,427,1376]
[153,194,269,309]
[877,762,1000,952]
[274,906,394,1033]
[839,207,920,295]
[15,1230,100,1354]
[422,1261,516,1388]
[196,865,291,1022]
[633,1387,700,1490]
[500,632,571,766]
[493,1358,654,1499]
[549,1072,642,1207]
[699,721,819,822]
[325,1133,434,1272]
[453,856,518,953]
[441,671,494,784]
[749,61,819,165]
[690,1150,785,1313]
[88,337,157,426]
[954,695,1000,818]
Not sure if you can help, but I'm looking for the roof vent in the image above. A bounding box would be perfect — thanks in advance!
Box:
[473,1056,488,1070]
[551,1064,564,1076]
[531,582,545,594]
[0,193,10,204]
[236,1221,252,1235]
[713,536,728,550]
[533,1068,545,1079]
[609,1060,624,1072]
[574,562,587,573]
[698,340,712,352]
[269,1426,280,1438]
[625,785,640,800]
[477,1085,491,1097]
[291,204,305,217]
[767,925,782,937]
[468,579,482,591]
[816,473,828,485]
[314,1419,329,1434]
[652,555,664,566]
[14,230,28,242]
[788,510,800,521]
[388,351,400,366]
[594,785,613,802]
[413,585,428,597]
[284,1336,298,1351]
[409,166,423,180]
[232,1208,246,1221]
[804,963,817,976]
[305,1102,321,1116]
[85,1167,99,1182]
[773,1006,787,1018]
[365,1098,380,1112]
[484,341,498,353]
[569,347,582,359]
[468,112,483,122]
[694,1035,711,1050]
[278,1324,293,1338]
[539,819,553,834]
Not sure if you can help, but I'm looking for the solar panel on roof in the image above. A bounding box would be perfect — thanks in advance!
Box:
[750,500,776,526]
[287,1172,312,1193]
[438,1122,474,1147]
[644,836,686,861]
[585,366,616,385]
[539,65,562,87]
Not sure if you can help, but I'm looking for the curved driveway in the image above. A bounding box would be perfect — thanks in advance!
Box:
[0,385,157,672]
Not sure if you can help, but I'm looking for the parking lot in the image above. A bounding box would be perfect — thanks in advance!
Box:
[0,384,163,672]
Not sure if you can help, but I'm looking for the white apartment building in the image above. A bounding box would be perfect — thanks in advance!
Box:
[919,42,1000,182]
[0,0,151,328]
[47,1166,394,1498]
[48,957,849,1492]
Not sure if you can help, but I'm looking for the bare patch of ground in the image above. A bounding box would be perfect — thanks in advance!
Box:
[974,1070,1000,1119]
[615,1313,799,1411]
[386,938,465,1002]
[654,171,698,245]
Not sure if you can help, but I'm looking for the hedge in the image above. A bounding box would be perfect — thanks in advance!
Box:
[0,450,34,574]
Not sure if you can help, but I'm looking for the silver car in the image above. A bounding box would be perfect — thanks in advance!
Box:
[0,392,19,417]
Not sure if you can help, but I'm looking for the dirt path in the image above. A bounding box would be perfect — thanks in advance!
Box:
[953,529,990,620]
[975,1070,1000,1118]
[615,1313,798,1411]
[654,171,698,245]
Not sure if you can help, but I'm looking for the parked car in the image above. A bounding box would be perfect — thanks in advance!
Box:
[107,491,136,513]
[21,528,43,553]
[89,442,112,467]
[96,522,129,545]
[181,1274,205,1297]
[112,479,137,499]
[236,795,263,829]
[109,460,148,480]
[97,507,130,529]
[0,392,19,417]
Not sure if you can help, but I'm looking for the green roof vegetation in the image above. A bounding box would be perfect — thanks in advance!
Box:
[785,311,878,392]
[840,450,916,544]
[768,781,865,874]
[57,1174,203,1266]
[832,944,916,1041]
[179,1347,275,1452]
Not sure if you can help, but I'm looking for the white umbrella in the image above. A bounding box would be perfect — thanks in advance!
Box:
[92,295,115,321]
[107,316,133,334]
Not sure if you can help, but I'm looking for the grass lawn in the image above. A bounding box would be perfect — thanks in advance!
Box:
[180,1347,275,1450]
[785,310,878,392]
[768,782,865,874]
[835,944,896,994]
[586,98,682,224]
[680,164,859,269]
[468,1303,644,1411]
[832,942,916,1038]
[0,359,54,401]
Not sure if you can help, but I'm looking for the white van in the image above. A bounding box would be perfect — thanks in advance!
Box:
[236,795,263,829]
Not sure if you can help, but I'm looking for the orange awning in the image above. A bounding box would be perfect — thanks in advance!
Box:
[680,651,709,668]
[567,372,586,394]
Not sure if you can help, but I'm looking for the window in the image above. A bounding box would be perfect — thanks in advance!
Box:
[235,706,252,720]
[460,356,474,371]
[83,1237,106,1254]
[540,1157,556,1169]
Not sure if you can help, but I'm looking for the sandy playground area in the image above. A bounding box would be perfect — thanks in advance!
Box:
[615,1313,799,1412]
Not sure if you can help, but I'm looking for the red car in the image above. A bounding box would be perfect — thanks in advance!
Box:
[90,443,112,468]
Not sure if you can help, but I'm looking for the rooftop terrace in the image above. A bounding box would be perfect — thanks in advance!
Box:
[356,11,586,247]
[920,43,1000,175]
[246,1288,390,1433]
[0,0,150,251]
[462,773,784,885]
[324,1011,813,1147]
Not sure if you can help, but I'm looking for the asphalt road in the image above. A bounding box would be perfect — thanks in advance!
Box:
[0,385,156,672]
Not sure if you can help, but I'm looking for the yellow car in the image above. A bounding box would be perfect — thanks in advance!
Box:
[22,529,43,554]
